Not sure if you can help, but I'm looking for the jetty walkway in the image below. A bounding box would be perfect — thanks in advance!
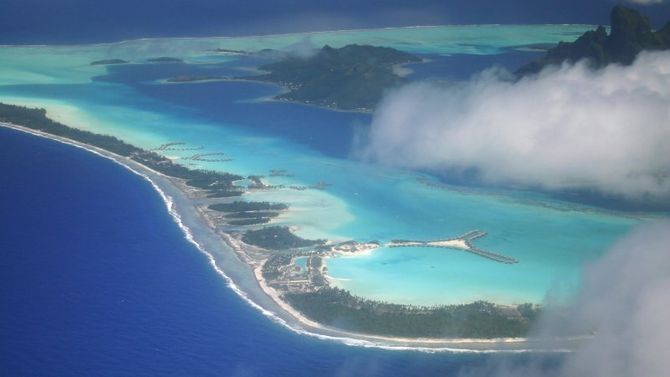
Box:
[387,230,518,264]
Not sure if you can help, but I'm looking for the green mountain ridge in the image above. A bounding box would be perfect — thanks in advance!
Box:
[251,44,420,111]
[518,5,670,75]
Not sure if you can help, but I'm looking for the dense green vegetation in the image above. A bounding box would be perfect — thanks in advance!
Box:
[225,211,280,219]
[242,226,325,250]
[285,287,538,338]
[518,5,670,75]
[178,171,243,197]
[212,48,247,54]
[262,254,294,280]
[0,103,142,156]
[227,218,272,226]
[209,201,289,212]
[252,44,421,111]
[209,201,288,225]
[90,59,128,65]
[0,103,243,197]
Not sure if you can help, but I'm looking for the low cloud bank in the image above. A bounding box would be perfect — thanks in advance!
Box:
[360,51,670,202]
[283,37,319,58]
[558,221,670,377]
[462,221,670,377]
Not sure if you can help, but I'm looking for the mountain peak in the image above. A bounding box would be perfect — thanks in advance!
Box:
[517,5,670,75]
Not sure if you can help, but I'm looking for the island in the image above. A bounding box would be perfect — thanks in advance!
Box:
[0,101,541,345]
[90,59,128,65]
[0,103,243,198]
[209,202,288,226]
[518,5,670,75]
[165,75,227,83]
[285,290,537,338]
[210,48,248,55]
[147,57,184,63]
[257,233,534,338]
[243,226,326,250]
[249,44,421,111]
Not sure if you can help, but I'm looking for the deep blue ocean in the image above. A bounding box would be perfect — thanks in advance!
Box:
[0,127,562,376]
[2,0,669,45]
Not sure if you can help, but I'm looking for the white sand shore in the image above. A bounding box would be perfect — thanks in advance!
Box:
[389,239,469,250]
[0,121,579,353]
[427,239,469,249]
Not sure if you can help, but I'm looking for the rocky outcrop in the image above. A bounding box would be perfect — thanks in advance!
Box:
[517,5,670,75]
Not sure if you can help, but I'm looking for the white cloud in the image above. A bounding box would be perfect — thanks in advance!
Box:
[283,36,319,59]
[556,221,670,377]
[460,221,670,377]
[360,51,670,202]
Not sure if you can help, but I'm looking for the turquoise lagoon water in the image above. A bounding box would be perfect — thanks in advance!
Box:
[0,25,643,306]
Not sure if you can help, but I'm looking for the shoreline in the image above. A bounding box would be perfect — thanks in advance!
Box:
[0,24,596,49]
[0,121,578,353]
[160,76,373,114]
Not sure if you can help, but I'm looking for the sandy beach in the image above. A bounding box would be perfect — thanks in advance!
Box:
[0,121,580,353]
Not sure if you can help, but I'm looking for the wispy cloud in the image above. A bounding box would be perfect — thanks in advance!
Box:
[359,51,670,202]
[552,221,670,377]
[460,221,670,377]
[283,36,319,59]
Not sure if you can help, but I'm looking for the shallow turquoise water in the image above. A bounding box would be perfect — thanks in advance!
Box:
[0,24,645,305]
[295,257,308,270]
